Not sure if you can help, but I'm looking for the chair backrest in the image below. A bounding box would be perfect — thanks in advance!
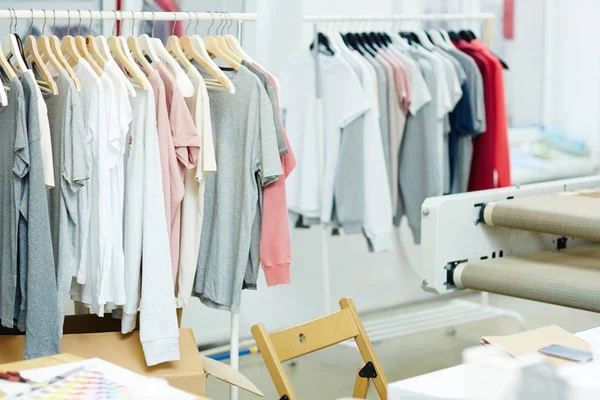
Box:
[251,298,388,400]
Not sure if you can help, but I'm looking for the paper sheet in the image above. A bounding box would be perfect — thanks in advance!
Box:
[0,358,196,400]
[482,325,592,365]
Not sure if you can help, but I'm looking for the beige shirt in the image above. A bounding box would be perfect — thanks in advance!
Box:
[177,66,216,307]
[151,63,201,285]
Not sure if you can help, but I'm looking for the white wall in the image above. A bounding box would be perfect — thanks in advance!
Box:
[546,0,600,159]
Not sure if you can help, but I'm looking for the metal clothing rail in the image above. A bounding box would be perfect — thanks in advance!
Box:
[0,10,256,400]
[307,13,523,346]
[0,10,257,21]
[304,12,495,22]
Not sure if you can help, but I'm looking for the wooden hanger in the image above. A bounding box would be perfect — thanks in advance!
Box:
[24,35,58,95]
[149,12,194,96]
[61,11,83,68]
[85,10,106,69]
[182,12,235,93]
[202,13,241,70]
[105,11,147,91]
[165,11,192,71]
[39,10,81,91]
[73,11,103,76]
[221,12,280,88]
[166,35,192,72]
[126,15,155,78]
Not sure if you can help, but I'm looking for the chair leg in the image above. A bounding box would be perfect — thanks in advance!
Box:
[352,368,370,398]
[340,298,389,400]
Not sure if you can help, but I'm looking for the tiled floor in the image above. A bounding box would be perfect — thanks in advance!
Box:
[206,294,600,399]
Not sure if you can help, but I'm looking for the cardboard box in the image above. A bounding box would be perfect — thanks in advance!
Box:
[0,329,262,399]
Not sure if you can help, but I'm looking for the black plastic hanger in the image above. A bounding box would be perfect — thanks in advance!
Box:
[448,31,460,42]
[14,34,28,69]
[354,33,376,57]
[309,32,335,56]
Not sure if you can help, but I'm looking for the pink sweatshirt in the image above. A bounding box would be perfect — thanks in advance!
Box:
[254,64,297,286]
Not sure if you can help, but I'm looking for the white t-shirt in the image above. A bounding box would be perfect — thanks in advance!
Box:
[281,50,370,222]
[354,53,394,251]
[28,70,55,189]
[177,66,216,308]
[101,60,133,314]
[70,59,106,315]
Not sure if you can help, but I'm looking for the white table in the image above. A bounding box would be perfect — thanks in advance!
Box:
[388,326,600,399]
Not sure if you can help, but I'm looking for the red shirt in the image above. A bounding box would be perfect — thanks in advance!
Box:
[455,40,511,190]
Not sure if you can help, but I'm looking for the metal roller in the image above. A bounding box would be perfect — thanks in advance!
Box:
[453,246,600,313]
[482,194,600,241]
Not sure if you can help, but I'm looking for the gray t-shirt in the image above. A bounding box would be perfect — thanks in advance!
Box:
[17,71,60,358]
[0,78,27,328]
[241,60,288,156]
[44,70,90,332]
[194,66,282,312]
[396,53,443,244]
[240,60,287,290]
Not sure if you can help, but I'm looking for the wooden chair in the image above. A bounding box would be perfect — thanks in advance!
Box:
[251,298,388,400]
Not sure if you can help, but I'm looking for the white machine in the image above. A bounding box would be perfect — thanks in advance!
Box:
[420,175,600,303]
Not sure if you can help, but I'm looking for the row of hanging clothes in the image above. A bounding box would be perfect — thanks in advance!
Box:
[0,9,293,367]
[282,22,510,249]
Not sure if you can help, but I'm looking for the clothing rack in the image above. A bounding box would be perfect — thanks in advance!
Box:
[0,9,256,400]
[304,13,525,344]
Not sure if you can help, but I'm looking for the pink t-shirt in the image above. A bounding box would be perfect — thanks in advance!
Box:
[151,63,201,286]
[379,49,411,115]
[253,63,297,287]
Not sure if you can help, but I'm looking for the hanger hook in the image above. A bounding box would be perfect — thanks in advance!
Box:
[52,9,56,35]
[9,9,14,34]
[214,12,221,35]
[185,11,192,35]
[172,11,177,36]
[151,11,156,38]
[194,12,200,34]
[226,12,232,34]
[131,10,135,37]
[222,12,228,35]
[119,11,125,36]
[42,9,47,35]
[67,10,72,35]
[215,12,221,35]
[220,12,226,35]
[26,9,32,36]
[88,10,93,34]
[207,12,215,35]
[13,8,19,33]
[78,10,82,36]
[112,10,117,36]
[141,10,146,35]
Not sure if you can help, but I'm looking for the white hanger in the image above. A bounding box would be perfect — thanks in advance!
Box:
[439,29,454,47]
[148,12,194,97]
[2,9,28,74]
[138,11,161,64]
[414,30,436,50]
[427,29,453,50]
[95,11,114,63]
